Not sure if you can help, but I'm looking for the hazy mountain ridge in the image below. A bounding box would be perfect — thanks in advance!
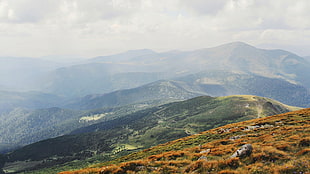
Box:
[0,91,64,114]
[0,57,62,91]
[12,42,309,98]
[1,42,309,107]
[66,71,310,110]
[90,49,157,63]
[42,63,170,98]
[176,71,310,107]
[1,95,300,173]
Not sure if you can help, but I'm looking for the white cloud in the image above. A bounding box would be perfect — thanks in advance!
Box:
[0,0,309,57]
[0,0,60,23]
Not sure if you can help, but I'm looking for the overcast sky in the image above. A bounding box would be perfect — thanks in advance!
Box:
[0,0,309,58]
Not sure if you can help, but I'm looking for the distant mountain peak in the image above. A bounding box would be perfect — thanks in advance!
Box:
[202,41,258,56]
[125,49,156,55]
[218,41,256,50]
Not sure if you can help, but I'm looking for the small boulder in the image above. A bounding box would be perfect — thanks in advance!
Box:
[231,144,253,158]
[200,149,211,154]
[198,156,208,161]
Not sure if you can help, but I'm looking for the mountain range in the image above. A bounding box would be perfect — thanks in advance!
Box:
[0,42,309,173]
[41,42,310,98]
[1,42,309,100]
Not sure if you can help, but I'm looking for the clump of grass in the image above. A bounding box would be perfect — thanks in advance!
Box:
[217,169,239,174]
[296,148,310,156]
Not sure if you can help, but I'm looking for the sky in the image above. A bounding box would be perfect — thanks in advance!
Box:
[0,0,310,58]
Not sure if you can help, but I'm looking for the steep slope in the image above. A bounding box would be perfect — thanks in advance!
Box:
[60,108,310,174]
[2,95,300,173]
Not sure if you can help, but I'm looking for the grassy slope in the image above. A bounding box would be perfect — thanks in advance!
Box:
[59,108,310,174]
[15,95,301,174]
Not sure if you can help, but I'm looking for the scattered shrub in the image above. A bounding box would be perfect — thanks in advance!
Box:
[99,165,123,174]
[298,138,310,147]
[119,160,147,172]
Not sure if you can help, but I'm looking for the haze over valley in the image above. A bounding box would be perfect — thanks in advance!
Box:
[0,1,309,173]
[0,42,309,173]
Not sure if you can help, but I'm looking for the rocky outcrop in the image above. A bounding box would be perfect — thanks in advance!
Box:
[231,144,253,158]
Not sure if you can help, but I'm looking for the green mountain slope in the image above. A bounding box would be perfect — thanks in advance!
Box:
[65,80,204,110]
[61,108,310,174]
[2,95,300,173]
[0,107,84,153]
[0,102,160,154]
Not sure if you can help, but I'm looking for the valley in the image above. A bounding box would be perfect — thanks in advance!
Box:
[0,42,309,174]
[1,95,301,173]
[1,1,310,173]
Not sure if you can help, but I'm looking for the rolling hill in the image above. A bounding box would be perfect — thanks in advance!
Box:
[66,71,310,111]
[175,71,310,108]
[65,80,204,110]
[1,95,300,173]
[59,108,310,174]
